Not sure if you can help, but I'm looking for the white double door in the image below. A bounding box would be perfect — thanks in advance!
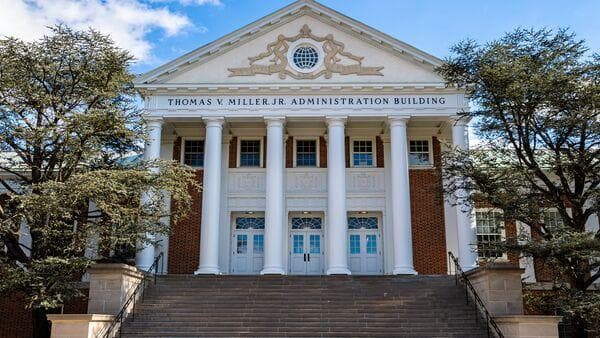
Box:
[231,217,264,275]
[348,217,383,275]
[289,217,324,275]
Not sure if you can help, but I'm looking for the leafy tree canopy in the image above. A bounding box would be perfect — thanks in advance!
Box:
[0,25,197,313]
[438,28,599,334]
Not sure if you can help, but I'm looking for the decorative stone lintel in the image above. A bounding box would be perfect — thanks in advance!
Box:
[87,263,145,315]
[47,314,115,338]
[494,315,562,338]
[465,263,525,316]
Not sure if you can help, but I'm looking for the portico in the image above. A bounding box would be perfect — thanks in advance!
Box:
[133,0,478,276]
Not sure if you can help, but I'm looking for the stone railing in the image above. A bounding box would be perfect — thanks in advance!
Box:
[228,168,266,195]
[286,168,327,195]
[228,168,385,196]
[346,168,385,194]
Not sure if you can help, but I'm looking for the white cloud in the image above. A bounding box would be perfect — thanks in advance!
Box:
[150,0,223,6]
[0,0,197,64]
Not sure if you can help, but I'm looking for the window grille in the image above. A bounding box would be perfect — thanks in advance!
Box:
[293,46,319,70]
[475,210,504,259]
[409,140,430,166]
[296,140,317,167]
[353,140,374,167]
[184,140,204,167]
[240,140,261,167]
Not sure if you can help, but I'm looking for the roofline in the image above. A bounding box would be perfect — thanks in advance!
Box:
[134,0,444,85]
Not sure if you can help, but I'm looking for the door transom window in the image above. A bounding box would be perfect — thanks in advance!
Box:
[291,217,322,230]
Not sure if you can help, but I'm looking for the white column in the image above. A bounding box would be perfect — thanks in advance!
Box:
[452,118,478,271]
[195,117,224,275]
[389,116,417,275]
[136,118,163,271]
[261,117,286,275]
[326,117,351,275]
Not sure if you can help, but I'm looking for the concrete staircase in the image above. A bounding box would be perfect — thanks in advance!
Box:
[120,275,489,337]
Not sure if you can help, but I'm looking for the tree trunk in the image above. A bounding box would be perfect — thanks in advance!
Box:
[32,307,51,338]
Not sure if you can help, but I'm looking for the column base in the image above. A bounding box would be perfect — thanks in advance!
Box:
[393,266,418,275]
[136,265,152,272]
[461,263,478,272]
[260,267,286,275]
[194,266,221,275]
[326,266,351,275]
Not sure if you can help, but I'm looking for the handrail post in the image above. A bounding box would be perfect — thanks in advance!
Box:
[100,252,166,338]
[160,254,164,275]
[447,251,504,338]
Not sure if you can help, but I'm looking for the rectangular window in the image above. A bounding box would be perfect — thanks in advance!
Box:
[236,234,247,254]
[366,234,377,254]
[309,235,320,254]
[183,140,204,167]
[349,234,360,254]
[253,234,264,254]
[296,140,317,167]
[293,235,304,254]
[409,140,430,166]
[543,210,564,228]
[239,139,261,167]
[352,140,374,167]
[475,210,504,259]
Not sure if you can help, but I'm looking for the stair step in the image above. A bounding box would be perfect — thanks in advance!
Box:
[118,275,488,337]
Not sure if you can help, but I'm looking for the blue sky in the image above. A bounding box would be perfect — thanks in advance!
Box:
[136,0,600,74]
[2,0,598,74]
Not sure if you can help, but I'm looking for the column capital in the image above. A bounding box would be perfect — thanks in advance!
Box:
[388,115,410,127]
[222,134,233,144]
[264,116,286,127]
[146,117,164,127]
[450,115,471,127]
[203,117,225,128]
[325,116,347,127]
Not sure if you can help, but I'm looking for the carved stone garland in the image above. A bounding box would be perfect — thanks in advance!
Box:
[228,25,384,80]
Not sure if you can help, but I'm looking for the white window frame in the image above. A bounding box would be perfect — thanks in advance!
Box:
[474,208,508,261]
[349,137,377,168]
[237,137,264,168]
[293,137,320,168]
[408,137,433,168]
[180,137,205,169]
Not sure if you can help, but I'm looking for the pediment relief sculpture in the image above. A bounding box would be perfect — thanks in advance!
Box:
[228,25,384,79]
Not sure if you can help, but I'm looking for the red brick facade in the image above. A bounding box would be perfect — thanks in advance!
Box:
[0,293,33,338]
[285,137,293,168]
[229,136,237,168]
[0,290,89,338]
[409,137,448,274]
[319,136,327,168]
[168,137,203,274]
[376,136,384,168]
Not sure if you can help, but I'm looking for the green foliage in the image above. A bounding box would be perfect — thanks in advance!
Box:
[0,25,197,310]
[438,28,599,333]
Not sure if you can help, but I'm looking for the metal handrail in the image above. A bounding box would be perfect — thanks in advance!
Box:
[448,252,504,338]
[99,252,164,338]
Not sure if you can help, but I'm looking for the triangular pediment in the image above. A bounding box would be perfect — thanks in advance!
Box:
[135,0,446,90]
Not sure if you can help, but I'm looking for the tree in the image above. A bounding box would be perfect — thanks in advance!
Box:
[0,26,197,336]
[438,28,600,336]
